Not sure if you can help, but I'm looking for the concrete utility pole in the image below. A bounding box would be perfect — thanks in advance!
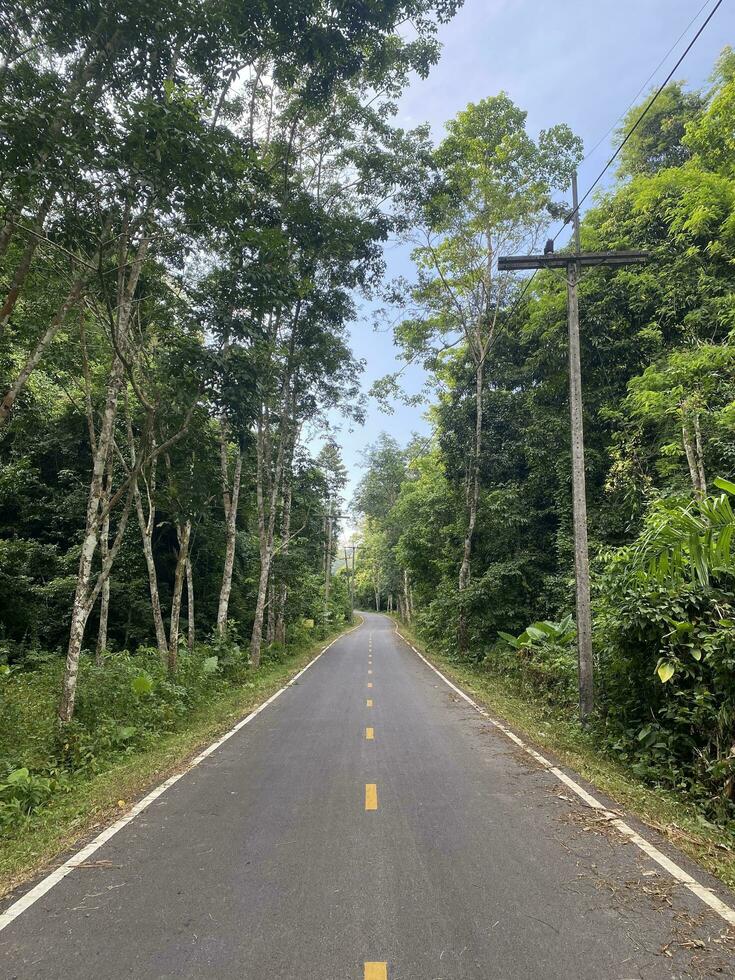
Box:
[344,544,357,621]
[498,173,647,723]
[324,497,333,630]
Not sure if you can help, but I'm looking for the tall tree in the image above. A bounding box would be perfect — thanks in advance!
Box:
[384,95,581,648]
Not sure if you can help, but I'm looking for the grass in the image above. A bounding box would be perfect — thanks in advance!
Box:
[394,620,735,894]
[0,619,359,900]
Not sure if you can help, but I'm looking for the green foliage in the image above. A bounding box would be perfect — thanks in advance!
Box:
[488,616,578,709]
[0,767,68,830]
[0,628,293,826]
[632,479,735,587]
[0,0,469,845]
[615,82,704,177]
[131,672,155,697]
[596,532,735,821]
[499,615,576,650]
[356,51,735,827]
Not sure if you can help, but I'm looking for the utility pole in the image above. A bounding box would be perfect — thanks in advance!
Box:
[498,173,647,723]
[324,497,333,631]
[344,544,357,622]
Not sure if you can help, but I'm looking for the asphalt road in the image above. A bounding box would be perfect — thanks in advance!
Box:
[2,612,735,979]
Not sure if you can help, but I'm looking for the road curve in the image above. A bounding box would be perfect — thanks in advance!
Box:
[2,611,734,978]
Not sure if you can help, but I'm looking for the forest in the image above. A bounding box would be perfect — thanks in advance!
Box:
[353,51,735,830]
[1,0,734,865]
[0,0,459,840]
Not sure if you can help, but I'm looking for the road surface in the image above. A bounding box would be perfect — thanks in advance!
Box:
[2,612,735,978]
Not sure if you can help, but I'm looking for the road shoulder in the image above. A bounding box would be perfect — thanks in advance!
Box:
[391,617,735,903]
[0,617,363,904]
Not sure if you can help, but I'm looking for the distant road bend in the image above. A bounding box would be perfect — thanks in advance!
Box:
[2,612,735,978]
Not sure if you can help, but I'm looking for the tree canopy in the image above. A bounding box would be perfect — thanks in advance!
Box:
[353,55,735,822]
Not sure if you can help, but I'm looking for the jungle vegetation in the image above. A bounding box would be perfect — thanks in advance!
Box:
[353,53,735,827]
[2,2,734,846]
[0,0,459,832]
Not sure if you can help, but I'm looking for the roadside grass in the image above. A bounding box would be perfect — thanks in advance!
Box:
[393,620,735,894]
[0,620,359,901]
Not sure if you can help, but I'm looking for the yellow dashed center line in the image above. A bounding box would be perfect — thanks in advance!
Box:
[360,638,384,974]
[365,783,378,810]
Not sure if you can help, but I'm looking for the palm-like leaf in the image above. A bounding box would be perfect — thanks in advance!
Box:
[634,478,735,587]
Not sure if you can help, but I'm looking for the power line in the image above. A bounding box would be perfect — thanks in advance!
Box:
[502,0,725,327]
[581,0,715,166]
[555,0,725,242]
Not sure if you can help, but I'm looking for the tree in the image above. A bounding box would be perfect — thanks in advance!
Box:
[384,94,580,647]
[0,0,465,722]
[615,82,704,178]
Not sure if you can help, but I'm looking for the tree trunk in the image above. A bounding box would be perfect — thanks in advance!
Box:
[251,415,270,667]
[250,404,288,666]
[134,482,168,657]
[266,583,275,646]
[0,186,56,333]
[96,564,110,663]
[250,554,271,667]
[58,235,148,722]
[123,604,132,651]
[403,568,412,624]
[458,358,484,651]
[693,412,707,495]
[274,437,295,646]
[217,437,242,633]
[60,365,124,720]
[323,501,333,629]
[683,418,706,497]
[129,418,168,658]
[59,478,134,721]
[274,586,288,646]
[168,520,191,673]
[95,461,113,664]
[186,556,195,652]
[0,210,16,262]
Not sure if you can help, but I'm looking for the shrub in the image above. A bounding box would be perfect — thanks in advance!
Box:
[0,766,68,830]
[494,616,578,708]
[596,511,735,822]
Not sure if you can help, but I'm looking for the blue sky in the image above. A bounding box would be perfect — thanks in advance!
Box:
[334,0,734,505]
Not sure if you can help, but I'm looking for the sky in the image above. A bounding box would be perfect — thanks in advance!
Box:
[331,0,735,508]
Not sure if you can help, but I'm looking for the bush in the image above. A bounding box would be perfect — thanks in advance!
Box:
[0,620,321,832]
[0,766,68,830]
[596,534,735,822]
[199,623,252,682]
[0,642,247,816]
[492,616,578,709]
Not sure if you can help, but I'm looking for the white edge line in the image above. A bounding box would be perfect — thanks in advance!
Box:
[0,618,364,934]
[394,624,735,928]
